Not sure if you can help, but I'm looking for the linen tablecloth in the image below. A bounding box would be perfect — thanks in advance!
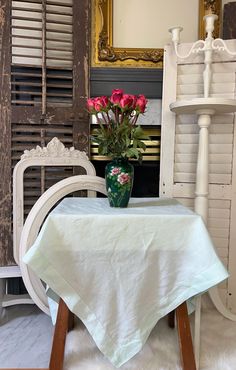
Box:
[23,197,228,368]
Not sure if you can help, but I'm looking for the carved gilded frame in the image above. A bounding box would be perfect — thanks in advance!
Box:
[92,0,221,68]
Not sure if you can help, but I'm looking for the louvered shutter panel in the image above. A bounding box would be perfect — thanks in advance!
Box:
[0,0,12,265]
[0,0,90,266]
[160,42,236,312]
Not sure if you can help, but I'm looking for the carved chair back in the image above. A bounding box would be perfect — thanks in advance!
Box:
[13,137,96,265]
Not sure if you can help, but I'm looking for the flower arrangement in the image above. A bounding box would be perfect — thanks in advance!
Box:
[87,89,148,160]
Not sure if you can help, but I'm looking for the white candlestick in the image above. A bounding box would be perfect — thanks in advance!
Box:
[168,26,183,44]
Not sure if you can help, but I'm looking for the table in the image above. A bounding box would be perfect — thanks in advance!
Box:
[23,197,228,369]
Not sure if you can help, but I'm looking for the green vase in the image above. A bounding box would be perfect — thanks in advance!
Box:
[105,157,134,208]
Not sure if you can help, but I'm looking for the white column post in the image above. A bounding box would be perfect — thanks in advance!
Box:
[194,110,214,224]
[194,109,213,369]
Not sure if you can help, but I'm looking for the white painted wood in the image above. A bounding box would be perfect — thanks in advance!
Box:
[165,21,236,367]
[13,137,96,265]
[169,93,235,312]
[227,113,236,312]
[0,265,22,278]
[176,143,233,155]
[171,104,214,222]
[175,39,236,64]
[178,93,236,100]
[175,162,231,174]
[0,266,33,309]
[193,105,211,217]
[19,175,107,315]
[174,173,231,184]
[159,45,177,198]
[178,72,235,84]
[0,278,5,318]
[170,81,235,306]
[177,83,235,95]
[2,294,33,307]
[178,113,234,126]
[173,183,233,200]
[0,138,97,311]
[176,134,232,145]
[170,98,236,114]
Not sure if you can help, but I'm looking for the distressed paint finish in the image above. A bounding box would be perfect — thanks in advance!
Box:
[0,1,90,264]
[12,107,42,125]
[73,0,90,157]
[0,0,13,266]
[12,107,73,125]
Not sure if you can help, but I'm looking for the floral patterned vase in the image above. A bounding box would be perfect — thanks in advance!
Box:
[105,157,134,208]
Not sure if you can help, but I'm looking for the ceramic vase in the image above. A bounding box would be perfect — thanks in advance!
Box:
[105,157,134,208]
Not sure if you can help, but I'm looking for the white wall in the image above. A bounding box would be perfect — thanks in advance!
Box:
[113,0,199,49]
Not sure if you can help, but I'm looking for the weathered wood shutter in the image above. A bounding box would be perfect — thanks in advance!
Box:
[160,43,236,312]
[0,0,90,266]
[0,0,12,265]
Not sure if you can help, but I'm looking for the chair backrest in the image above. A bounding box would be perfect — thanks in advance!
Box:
[13,137,96,265]
[19,174,107,315]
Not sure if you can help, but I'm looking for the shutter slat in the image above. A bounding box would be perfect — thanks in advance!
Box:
[178,73,235,84]
[174,172,231,184]
[175,163,232,174]
[175,143,233,154]
[208,217,230,228]
[175,153,232,164]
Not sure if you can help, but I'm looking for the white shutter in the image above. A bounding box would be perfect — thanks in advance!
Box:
[160,42,236,311]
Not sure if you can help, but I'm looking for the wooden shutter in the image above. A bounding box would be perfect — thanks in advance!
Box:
[0,0,12,265]
[0,0,90,266]
[160,43,236,311]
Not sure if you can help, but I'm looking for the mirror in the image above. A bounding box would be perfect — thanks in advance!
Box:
[92,0,221,68]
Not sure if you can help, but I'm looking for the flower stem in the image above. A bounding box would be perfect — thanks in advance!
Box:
[115,106,119,126]
[101,112,108,125]
[132,113,139,126]
[96,113,104,130]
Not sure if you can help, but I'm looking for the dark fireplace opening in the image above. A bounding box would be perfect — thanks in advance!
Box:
[91,123,161,198]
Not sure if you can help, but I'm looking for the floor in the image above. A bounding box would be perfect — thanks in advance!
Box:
[63,304,236,370]
[1,300,236,369]
[0,304,53,368]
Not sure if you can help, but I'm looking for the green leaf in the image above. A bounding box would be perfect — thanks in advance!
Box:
[126,148,140,159]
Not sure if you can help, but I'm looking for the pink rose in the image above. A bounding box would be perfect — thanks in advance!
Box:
[87,98,95,112]
[111,167,121,175]
[94,96,109,112]
[117,172,131,185]
[135,95,148,113]
[119,94,136,110]
[110,89,124,104]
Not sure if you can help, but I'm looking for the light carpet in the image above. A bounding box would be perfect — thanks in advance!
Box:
[64,297,236,370]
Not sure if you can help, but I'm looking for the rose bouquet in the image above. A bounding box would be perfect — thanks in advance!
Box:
[87,89,148,161]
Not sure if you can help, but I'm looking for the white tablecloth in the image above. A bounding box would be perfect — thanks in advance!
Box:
[24,197,228,368]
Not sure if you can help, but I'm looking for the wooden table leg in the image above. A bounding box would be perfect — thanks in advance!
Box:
[176,301,196,370]
[49,298,71,370]
[168,309,175,328]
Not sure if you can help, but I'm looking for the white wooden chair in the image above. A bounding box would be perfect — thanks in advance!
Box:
[0,138,96,312]
[19,174,107,315]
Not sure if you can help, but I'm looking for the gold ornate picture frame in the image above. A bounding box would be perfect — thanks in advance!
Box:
[92,0,221,68]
